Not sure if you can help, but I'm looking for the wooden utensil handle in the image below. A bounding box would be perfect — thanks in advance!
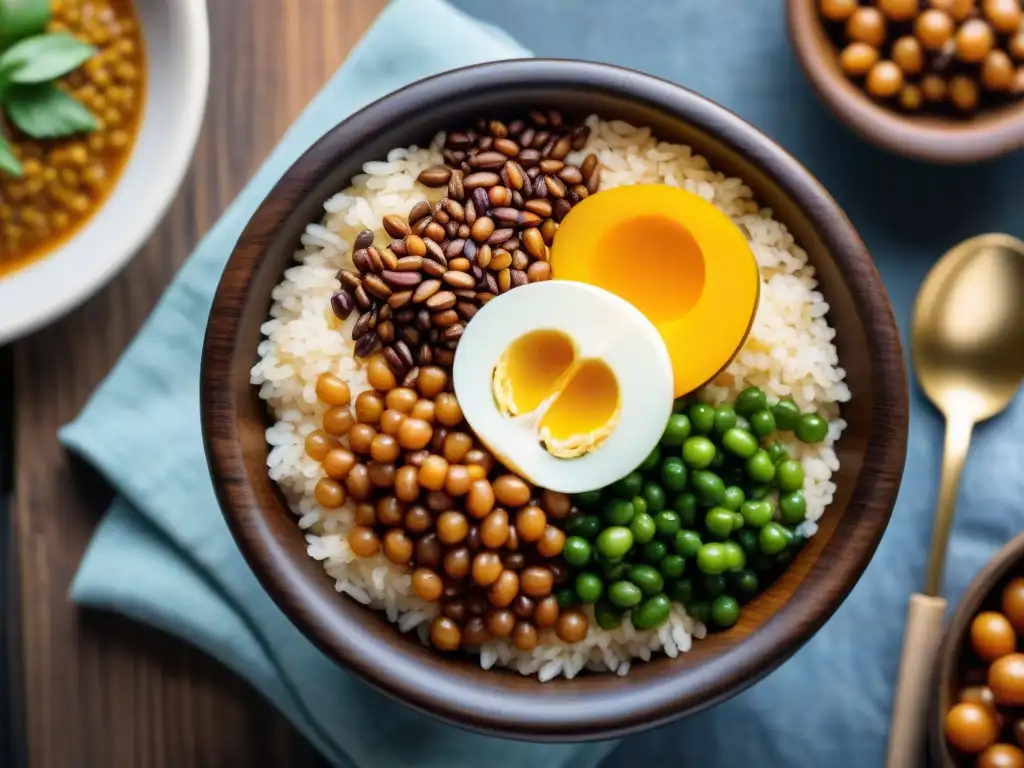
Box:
[885,593,948,768]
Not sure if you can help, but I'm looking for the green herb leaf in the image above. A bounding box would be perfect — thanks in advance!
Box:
[5,82,96,139]
[0,33,96,83]
[0,136,21,177]
[0,0,50,50]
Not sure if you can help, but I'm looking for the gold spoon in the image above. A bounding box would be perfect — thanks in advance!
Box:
[886,234,1024,768]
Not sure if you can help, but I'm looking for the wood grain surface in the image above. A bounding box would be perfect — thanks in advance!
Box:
[6,1,385,766]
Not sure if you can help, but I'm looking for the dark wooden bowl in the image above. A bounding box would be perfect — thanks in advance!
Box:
[200,58,909,741]
[787,0,1024,164]
[931,532,1024,766]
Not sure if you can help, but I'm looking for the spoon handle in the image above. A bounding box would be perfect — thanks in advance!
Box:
[885,414,974,768]
[886,593,948,768]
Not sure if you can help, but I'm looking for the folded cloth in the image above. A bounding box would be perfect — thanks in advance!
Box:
[60,1,614,766]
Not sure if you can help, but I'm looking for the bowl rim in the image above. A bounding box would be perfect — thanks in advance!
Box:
[786,0,1024,164]
[930,531,1024,767]
[0,0,211,345]
[201,57,909,740]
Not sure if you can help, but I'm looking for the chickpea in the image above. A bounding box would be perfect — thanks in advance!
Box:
[899,84,924,111]
[946,701,1000,753]
[984,0,1023,32]
[348,526,380,557]
[866,61,904,98]
[520,566,555,598]
[378,408,406,436]
[480,508,511,549]
[555,610,589,643]
[322,447,357,480]
[369,433,401,463]
[383,529,414,565]
[304,429,333,461]
[430,616,462,652]
[486,609,516,638]
[488,569,520,607]
[418,454,449,491]
[430,426,448,455]
[466,464,487,481]
[367,355,397,391]
[492,475,531,507]
[916,9,955,50]
[839,42,880,77]
[372,461,400,489]
[514,505,547,542]
[466,479,496,518]
[541,489,572,519]
[879,0,920,20]
[950,74,981,110]
[412,568,444,602]
[991,654,1024,706]
[461,617,490,647]
[536,525,566,558]
[471,551,504,586]
[315,373,351,406]
[978,744,1024,768]
[983,49,1016,90]
[375,496,404,527]
[1003,579,1024,632]
[512,594,536,619]
[385,387,418,413]
[314,478,345,508]
[513,621,539,651]
[411,398,436,423]
[922,73,948,101]
[464,448,495,475]
[533,596,560,628]
[892,36,924,76]
[415,533,442,569]
[355,391,385,424]
[394,465,420,502]
[444,464,473,496]
[344,464,372,500]
[437,510,469,544]
[442,432,473,464]
[972,612,1017,661]
[417,365,448,398]
[403,505,432,534]
[444,547,471,579]
[1010,31,1024,60]
[819,0,857,21]
[347,424,376,454]
[847,7,887,47]
[397,418,433,450]
[956,19,995,63]
[354,502,376,526]
[434,393,463,427]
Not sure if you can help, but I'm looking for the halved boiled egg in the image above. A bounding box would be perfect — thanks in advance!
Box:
[453,281,674,494]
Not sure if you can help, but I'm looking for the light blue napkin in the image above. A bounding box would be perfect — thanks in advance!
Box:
[59,1,613,766]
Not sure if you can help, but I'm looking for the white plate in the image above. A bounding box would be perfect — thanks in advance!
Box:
[0,0,210,345]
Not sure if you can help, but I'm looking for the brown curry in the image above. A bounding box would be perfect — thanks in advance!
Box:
[0,0,146,277]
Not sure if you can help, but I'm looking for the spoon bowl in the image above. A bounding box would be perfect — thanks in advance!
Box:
[913,234,1024,423]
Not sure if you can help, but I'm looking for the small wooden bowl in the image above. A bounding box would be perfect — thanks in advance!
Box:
[787,0,1024,164]
[932,532,1024,766]
[201,59,909,740]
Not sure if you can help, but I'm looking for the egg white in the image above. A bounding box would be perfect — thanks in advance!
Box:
[452,281,674,494]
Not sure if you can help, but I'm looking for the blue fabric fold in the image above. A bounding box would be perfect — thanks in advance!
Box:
[61,1,612,766]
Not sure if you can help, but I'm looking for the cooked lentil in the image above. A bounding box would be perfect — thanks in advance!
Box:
[1,0,146,276]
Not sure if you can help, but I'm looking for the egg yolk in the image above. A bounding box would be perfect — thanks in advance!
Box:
[492,328,622,459]
[539,358,619,445]
[591,214,705,323]
[496,329,576,415]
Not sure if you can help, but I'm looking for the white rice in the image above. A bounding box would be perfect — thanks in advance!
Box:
[251,115,851,680]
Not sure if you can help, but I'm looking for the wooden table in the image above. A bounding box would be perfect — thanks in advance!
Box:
[1,1,387,764]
